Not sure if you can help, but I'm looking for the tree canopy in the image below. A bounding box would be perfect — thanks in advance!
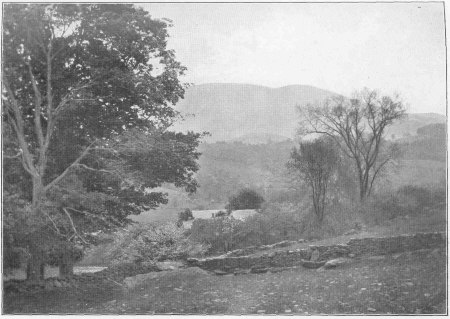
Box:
[299,88,406,201]
[226,188,265,211]
[288,137,339,222]
[2,4,202,279]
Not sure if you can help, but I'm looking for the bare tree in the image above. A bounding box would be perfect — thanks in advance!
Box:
[288,137,339,222]
[299,88,406,201]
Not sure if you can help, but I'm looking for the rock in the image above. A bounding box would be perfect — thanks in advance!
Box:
[285,309,292,313]
[297,239,306,243]
[300,259,326,269]
[250,267,268,274]
[348,253,356,258]
[323,258,351,269]
[367,307,376,312]
[156,261,184,271]
[234,268,249,275]
[344,229,358,236]
[310,249,320,262]
[273,240,297,248]
[257,310,266,314]
[213,270,229,276]
[54,280,62,288]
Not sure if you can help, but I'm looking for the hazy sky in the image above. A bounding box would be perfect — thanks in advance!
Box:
[141,3,446,114]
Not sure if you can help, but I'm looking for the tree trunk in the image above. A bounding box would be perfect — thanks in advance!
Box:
[32,175,44,208]
[59,261,74,279]
[26,250,45,281]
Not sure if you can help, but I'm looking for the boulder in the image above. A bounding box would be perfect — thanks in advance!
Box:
[156,261,184,271]
[213,270,229,276]
[310,249,320,262]
[273,240,297,248]
[344,229,359,236]
[300,259,326,269]
[233,268,249,275]
[250,267,268,274]
[323,258,351,269]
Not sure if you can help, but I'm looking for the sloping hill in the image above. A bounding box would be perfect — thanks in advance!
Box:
[173,83,446,142]
[173,83,335,142]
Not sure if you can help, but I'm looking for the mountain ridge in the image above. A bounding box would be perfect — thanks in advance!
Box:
[173,83,446,143]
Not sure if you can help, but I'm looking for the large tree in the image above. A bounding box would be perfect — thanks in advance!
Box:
[299,89,405,201]
[2,4,202,280]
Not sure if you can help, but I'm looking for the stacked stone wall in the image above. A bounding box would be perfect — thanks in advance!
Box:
[187,232,445,272]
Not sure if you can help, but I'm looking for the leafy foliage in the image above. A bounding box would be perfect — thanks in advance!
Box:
[92,223,209,265]
[364,184,447,225]
[288,137,339,222]
[226,188,265,211]
[300,88,406,200]
[2,3,202,279]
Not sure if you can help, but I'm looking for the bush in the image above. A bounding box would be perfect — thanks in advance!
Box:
[177,208,194,226]
[189,217,242,253]
[84,222,209,265]
[190,207,304,254]
[362,184,446,226]
[297,200,363,240]
[178,208,194,222]
[226,188,264,211]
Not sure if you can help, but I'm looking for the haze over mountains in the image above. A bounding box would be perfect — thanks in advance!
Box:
[173,83,446,143]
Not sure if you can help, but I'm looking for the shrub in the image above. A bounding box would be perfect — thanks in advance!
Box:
[190,207,304,254]
[226,188,264,211]
[84,222,209,265]
[215,210,229,218]
[189,217,242,253]
[177,208,194,226]
[178,208,194,222]
[362,184,446,226]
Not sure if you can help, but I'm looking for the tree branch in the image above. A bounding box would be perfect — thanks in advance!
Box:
[62,207,88,244]
[44,142,95,192]
[27,63,45,149]
[2,74,38,176]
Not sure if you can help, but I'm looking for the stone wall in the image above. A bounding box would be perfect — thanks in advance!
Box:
[347,232,445,257]
[187,232,445,272]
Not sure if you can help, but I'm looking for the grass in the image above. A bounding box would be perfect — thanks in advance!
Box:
[4,248,446,314]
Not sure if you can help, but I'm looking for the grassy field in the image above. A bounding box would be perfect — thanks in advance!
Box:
[4,248,446,314]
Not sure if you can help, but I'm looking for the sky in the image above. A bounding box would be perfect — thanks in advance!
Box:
[140,3,446,115]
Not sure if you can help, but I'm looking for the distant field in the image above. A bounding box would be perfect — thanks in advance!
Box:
[130,208,181,224]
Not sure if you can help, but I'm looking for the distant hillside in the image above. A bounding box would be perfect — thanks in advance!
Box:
[173,83,335,142]
[386,113,446,139]
[173,83,446,143]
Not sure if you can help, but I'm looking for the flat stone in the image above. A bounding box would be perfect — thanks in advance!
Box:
[301,260,326,269]
[250,267,268,274]
[156,261,184,271]
[323,258,351,269]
